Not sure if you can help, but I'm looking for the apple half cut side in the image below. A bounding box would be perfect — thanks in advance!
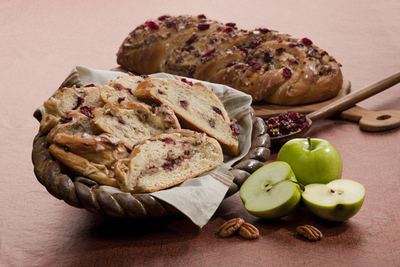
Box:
[239,161,303,219]
[302,179,365,222]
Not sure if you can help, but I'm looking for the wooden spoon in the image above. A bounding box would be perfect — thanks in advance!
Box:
[270,71,400,146]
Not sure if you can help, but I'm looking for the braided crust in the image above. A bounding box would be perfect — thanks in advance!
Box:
[117,14,343,105]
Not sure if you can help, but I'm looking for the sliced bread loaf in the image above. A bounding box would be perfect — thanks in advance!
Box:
[114,129,223,193]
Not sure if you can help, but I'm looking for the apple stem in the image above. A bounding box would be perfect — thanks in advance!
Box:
[290,180,305,192]
[307,137,312,151]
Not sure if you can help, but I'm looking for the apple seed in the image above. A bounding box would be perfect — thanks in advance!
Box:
[265,183,272,192]
[330,189,344,195]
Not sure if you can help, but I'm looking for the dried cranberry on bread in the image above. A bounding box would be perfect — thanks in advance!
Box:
[135,77,240,156]
[116,14,343,105]
[114,129,223,193]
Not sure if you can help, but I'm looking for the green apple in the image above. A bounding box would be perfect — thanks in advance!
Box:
[276,138,342,186]
[302,179,365,222]
[239,161,303,219]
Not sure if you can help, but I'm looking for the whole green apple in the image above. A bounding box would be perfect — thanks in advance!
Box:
[302,179,365,222]
[239,161,303,219]
[276,138,342,186]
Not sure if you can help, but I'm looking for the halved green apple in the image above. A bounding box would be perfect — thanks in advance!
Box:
[239,161,302,219]
[302,179,365,222]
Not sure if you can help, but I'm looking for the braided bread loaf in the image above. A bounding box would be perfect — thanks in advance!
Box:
[117,14,343,105]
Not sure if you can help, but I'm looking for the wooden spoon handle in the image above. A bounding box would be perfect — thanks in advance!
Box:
[308,71,400,122]
[338,105,400,132]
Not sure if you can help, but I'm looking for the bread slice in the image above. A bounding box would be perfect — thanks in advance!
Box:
[101,74,148,106]
[40,85,105,133]
[114,129,223,193]
[46,110,129,168]
[108,74,147,93]
[49,144,119,187]
[92,102,181,150]
[135,77,240,156]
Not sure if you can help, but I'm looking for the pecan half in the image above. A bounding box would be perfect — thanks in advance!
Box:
[217,218,244,237]
[238,222,259,240]
[296,224,323,241]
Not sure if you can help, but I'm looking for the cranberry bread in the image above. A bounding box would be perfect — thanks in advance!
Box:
[40,75,147,133]
[46,110,129,168]
[48,144,119,187]
[114,129,224,193]
[117,14,343,105]
[92,102,181,150]
[102,74,147,106]
[40,85,105,133]
[135,77,240,156]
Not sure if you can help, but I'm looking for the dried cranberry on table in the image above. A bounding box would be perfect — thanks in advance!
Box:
[265,111,309,137]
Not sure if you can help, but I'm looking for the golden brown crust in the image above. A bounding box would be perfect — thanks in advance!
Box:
[48,144,119,187]
[117,15,226,74]
[116,15,343,105]
[49,133,129,168]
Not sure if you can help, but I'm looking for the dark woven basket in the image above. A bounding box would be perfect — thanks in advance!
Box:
[32,113,271,218]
